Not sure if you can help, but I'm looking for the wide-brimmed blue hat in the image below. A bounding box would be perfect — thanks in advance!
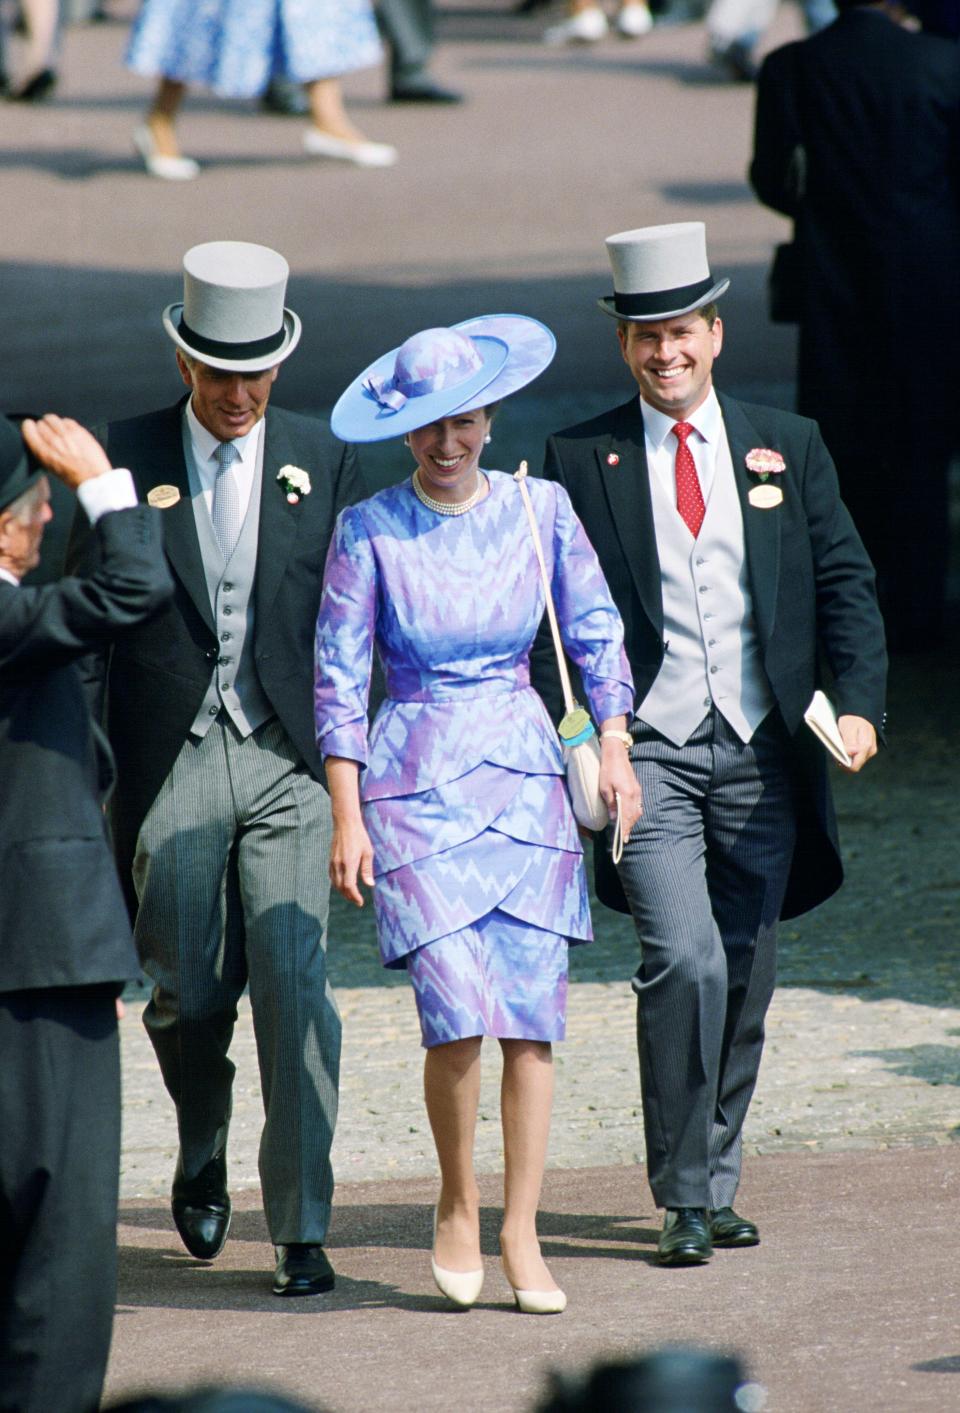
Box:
[330,314,556,443]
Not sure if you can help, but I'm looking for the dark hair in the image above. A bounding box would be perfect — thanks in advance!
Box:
[617,301,718,338]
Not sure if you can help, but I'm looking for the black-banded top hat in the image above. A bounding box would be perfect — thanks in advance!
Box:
[598,221,730,322]
[0,415,43,514]
[162,241,302,372]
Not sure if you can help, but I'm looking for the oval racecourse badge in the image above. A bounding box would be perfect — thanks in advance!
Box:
[748,484,783,509]
[147,484,181,509]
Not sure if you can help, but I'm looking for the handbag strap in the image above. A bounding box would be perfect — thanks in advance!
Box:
[514,461,576,716]
[516,461,625,859]
[611,798,623,866]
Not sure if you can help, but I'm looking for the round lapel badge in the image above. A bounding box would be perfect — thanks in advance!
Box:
[147,484,181,509]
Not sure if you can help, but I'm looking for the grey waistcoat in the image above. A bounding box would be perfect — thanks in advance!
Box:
[185,427,274,739]
[637,437,775,746]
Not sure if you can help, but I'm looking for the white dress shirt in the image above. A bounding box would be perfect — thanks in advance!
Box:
[185,399,263,524]
[640,387,729,511]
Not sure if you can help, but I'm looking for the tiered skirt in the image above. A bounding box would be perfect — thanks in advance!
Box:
[362,689,592,1047]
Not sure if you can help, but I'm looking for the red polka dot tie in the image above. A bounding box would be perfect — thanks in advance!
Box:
[672,421,705,538]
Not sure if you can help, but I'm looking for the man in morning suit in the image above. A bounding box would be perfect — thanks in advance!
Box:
[536,223,887,1265]
[68,241,365,1297]
[1,413,172,1413]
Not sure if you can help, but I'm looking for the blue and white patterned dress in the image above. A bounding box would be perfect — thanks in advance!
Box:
[314,471,634,1048]
[127,0,382,96]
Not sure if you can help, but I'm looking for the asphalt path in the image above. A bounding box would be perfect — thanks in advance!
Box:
[2,5,959,1411]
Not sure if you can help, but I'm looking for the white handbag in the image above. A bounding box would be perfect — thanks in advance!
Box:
[515,462,623,862]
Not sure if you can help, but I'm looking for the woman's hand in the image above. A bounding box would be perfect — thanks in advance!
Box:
[324,756,374,905]
[329,816,375,906]
[598,717,642,844]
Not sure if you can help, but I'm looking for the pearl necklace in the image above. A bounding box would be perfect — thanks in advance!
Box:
[412,468,486,517]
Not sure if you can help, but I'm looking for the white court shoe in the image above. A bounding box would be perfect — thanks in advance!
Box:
[133,125,199,181]
[543,6,609,44]
[431,1209,484,1308]
[616,2,653,37]
[302,129,398,168]
[511,1284,567,1315]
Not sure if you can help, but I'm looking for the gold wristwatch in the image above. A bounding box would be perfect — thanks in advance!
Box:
[600,730,632,747]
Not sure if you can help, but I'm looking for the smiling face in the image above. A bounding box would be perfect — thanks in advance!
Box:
[407,408,491,504]
[177,351,279,441]
[618,310,723,420]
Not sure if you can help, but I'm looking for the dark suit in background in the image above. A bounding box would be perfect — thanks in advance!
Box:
[751,5,960,648]
[0,461,171,1411]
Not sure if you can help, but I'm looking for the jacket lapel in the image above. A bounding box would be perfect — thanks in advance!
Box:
[135,402,215,633]
[597,398,664,638]
[719,393,781,645]
[255,408,301,622]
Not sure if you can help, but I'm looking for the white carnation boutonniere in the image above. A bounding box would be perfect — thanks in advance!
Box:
[277,465,312,505]
[745,448,785,509]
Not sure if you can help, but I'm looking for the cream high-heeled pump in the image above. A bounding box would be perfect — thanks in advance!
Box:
[510,1284,567,1315]
[431,1209,484,1308]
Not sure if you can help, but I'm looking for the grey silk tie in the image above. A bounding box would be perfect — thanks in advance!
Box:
[211,440,241,559]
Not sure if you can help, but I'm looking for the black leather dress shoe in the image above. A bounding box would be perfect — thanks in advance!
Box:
[707,41,757,84]
[10,68,57,103]
[389,76,463,104]
[709,1206,760,1247]
[171,1152,231,1260]
[272,1243,336,1297]
[657,1208,712,1266]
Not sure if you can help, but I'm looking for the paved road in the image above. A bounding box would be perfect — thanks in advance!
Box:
[3,5,959,1410]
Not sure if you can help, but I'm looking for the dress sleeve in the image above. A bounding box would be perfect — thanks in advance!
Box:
[548,482,635,724]
[314,504,377,766]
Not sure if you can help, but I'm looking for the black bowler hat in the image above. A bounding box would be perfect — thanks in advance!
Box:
[0,415,43,514]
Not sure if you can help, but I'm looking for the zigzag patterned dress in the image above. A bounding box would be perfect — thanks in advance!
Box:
[314,471,633,1047]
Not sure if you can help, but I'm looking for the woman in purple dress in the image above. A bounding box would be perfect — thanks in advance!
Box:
[315,317,640,1313]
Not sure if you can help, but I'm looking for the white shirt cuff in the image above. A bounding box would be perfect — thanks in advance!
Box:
[76,468,138,525]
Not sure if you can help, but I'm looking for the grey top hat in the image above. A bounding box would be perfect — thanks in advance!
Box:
[0,416,43,515]
[598,222,730,321]
[162,241,302,372]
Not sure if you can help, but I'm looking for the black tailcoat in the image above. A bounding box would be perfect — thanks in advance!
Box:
[536,393,887,921]
[750,11,960,639]
[751,9,960,451]
[0,506,172,988]
[0,504,172,1413]
[67,402,364,909]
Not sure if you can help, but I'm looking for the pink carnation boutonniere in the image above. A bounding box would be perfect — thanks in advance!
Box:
[277,465,311,505]
[745,448,785,508]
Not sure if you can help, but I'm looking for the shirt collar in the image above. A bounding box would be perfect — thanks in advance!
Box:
[0,567,20,586]
[186,398,262,464]
[640,386,722,450]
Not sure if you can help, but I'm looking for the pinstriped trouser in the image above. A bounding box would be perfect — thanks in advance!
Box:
[617,708,796,1210]
[132,715,340,1245]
